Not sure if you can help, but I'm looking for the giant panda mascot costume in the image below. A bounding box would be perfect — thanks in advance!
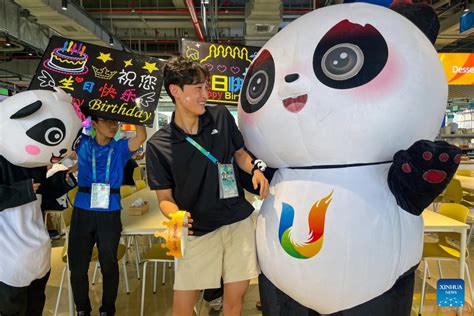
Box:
[0,88,82,315]
[238,2,461,315]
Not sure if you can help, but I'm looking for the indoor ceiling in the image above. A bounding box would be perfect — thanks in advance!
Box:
[0,0,473,91]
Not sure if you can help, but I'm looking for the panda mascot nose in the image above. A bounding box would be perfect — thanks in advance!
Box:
[284,73,299,83]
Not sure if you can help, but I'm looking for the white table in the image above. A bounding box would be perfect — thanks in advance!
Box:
[120,189,167,235]
[120,189,167,279]
[422,210,469,315]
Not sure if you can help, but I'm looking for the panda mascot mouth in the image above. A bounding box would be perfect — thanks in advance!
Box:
[282,94,308,113]
[50,152,65,164]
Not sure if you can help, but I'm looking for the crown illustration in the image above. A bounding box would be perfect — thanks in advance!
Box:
[154,211,188,258]
[92,66,117,80]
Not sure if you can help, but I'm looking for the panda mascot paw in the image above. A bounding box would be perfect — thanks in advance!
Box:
[389,140,461,216]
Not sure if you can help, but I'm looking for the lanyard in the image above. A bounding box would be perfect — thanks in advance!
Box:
[185,136,219,165]
[92,145,113,183]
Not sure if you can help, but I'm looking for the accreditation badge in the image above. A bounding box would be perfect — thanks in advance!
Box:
[91,183,110,209]
[218,163,239,199]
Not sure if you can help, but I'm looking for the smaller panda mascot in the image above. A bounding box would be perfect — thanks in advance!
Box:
[238,2,462,316]
[0,88,82,315]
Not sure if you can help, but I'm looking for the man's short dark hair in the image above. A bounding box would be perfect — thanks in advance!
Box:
[163,56,210,103]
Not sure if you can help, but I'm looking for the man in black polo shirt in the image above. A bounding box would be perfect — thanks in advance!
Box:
[146,56,269,316]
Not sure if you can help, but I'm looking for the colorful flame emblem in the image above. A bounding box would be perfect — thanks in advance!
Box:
[279,191,333,259]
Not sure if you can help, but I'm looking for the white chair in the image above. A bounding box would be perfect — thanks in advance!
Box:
[90,243,130,295]
[53,207,74,316]
[140,242,175,316]
[467,209,474,245]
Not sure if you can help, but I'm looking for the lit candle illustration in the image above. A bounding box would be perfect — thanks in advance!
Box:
[80,45,86,56]
[62,41,68,52]
[71,43,77,54]
[67,41,73,52]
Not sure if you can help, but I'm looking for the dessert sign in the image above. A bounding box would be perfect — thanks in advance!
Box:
[29,35,164,127]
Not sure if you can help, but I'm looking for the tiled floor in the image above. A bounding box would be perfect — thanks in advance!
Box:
[43,235,474,316]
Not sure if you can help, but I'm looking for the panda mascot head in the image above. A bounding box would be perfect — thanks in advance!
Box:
[238,3,446,168]
[0,88,82,168]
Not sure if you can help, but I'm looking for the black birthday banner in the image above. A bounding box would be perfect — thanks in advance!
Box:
[29,35,164,127]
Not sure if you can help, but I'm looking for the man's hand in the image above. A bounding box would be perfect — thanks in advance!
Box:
[252,170,269,199]
[156,189,194,234]
[67,162,78,174]
[32,180,41,192]
[186,212,194,235]
[65,171,77,187]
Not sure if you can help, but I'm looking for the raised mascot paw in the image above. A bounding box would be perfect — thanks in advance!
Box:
[389,140,461,215]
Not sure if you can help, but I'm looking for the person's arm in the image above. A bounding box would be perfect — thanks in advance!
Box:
[155,188,193,234]
[39,170,76,199]
[234,148,269,199]
[128,125,147,152]
[155,189,179,219]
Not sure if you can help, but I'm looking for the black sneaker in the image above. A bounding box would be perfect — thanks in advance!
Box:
[48,230,61,240]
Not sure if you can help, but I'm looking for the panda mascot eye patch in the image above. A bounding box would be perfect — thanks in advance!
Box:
[313,19,388,89]
[241,49,275,113]
[71,130,83,151]
[26,118,66,146]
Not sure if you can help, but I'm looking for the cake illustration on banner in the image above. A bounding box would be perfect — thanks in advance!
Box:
[45,40,89,75]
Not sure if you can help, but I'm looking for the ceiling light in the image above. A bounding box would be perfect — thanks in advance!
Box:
[109,35,114,46]
[61,0,68,10]
[28,52,33,56]
[464,1,471,12]
[5,35,11,47]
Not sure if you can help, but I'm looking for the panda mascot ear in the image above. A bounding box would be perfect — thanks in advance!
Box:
[10,101,42,119]
[53,87,72,102]
[391,3,440,44]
